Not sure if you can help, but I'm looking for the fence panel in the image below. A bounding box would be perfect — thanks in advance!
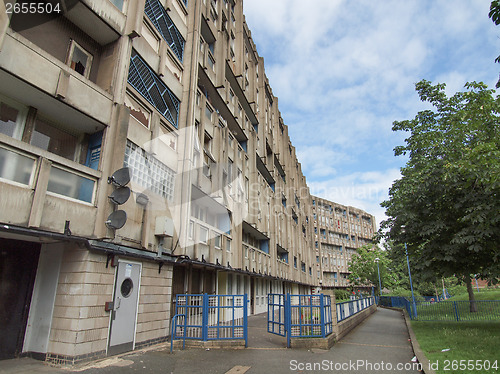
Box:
[412,300,500,322]
[268,294,333,347]
[378,296,500,322]
[172,294,248,349]
[336,297,374,322]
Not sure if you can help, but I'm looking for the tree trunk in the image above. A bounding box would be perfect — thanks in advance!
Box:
[465,276,477,313]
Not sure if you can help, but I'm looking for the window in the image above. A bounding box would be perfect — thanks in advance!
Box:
[227,158,233,183]
[142,21,160,52]
[199,226,208,244]
[47,166,95,203]
[294,256,297,268]
[226,237,231,252]
[125,93,151,128]
[0,147,35,186]
[0,97,27,140]
[205,104,213,121]
[128,50,180,128]
[188,220,194,239]
[30,117,79,161]
[208,53,215,71]
[203,132,212,153]
[109,0,124,10]
[67,40,93,78]
[124,140,175,201]
[144,0,185,61]
[214,233,221,249]
[301,262,306,272]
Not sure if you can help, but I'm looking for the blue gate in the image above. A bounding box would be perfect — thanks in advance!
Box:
[267,294,333,348]
[268,294,286,336]
[171,294,248,351]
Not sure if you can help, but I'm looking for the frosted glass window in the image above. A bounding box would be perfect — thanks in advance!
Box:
[0,147,35,185]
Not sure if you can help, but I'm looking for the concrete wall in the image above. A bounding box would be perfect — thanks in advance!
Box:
[135,262,173,347]
[46,246,114,364]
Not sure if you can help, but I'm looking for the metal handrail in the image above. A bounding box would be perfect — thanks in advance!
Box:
[170,313,186,353]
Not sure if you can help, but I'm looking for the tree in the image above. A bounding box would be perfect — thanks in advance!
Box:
[348,245,387,294]
[490,1,500,87]
[380,80,500,311]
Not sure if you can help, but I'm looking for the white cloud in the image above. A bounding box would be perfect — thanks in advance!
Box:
[243,0,498,218]
[308,169,402,229]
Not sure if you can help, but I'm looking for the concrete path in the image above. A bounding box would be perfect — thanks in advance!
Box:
[0,308,421,374]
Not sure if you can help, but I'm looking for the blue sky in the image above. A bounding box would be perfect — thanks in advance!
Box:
[243,0,500,227]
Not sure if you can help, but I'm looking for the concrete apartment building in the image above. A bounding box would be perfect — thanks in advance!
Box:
[312,196,376,288]
[0,0,322,364]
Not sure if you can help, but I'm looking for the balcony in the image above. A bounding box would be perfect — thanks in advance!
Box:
[0,32,113,125]
[65,0,125,43]
[0,135,101,238]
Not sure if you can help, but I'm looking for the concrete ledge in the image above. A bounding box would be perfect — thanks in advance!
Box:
[290,332,337,350]
[170,339,246,350]
[402,309,436,374]
[336,304,377,341]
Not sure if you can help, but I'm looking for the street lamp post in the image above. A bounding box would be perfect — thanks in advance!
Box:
[374,257,382,300]
[401,226,417,317]
[404,242,417,318]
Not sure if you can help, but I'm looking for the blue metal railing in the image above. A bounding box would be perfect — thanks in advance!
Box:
[336,297,374,322]
[411,300,500,321]
[171,294,248,349]
[170,314,186,353]
[379,296,500,321]
[268,294,333,348]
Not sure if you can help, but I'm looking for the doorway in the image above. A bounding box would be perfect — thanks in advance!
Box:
[0,240,40,360]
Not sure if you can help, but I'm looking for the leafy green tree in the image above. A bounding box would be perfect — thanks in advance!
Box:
[490,1,500,87]
[380,80,500,311]
[348,245,388,294]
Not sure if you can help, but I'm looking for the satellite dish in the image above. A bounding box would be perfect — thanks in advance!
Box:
[105,210,127,229]
[108,167,131,187]
[109,187,131,205]
[136,193,149,206]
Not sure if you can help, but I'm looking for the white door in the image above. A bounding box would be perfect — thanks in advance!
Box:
[108,261,141,355]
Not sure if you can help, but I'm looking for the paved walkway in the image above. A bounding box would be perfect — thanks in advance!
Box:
[0,308,420,374]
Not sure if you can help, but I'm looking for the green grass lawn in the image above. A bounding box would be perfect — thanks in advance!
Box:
[413,289,500,322]
[448,289,500,301]
[409,289,500,373]
[411,321,500,374]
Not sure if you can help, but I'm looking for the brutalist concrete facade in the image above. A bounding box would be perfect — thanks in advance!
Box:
[0,0,374,363]
[312,196,377,288]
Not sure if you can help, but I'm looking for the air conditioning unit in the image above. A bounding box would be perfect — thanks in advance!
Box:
[155,216,174,237]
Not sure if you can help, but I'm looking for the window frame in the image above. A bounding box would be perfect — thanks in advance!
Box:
[66,40,93,79]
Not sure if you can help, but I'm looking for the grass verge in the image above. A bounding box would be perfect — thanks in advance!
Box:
[448,289,500,301]
[411,321,500,374]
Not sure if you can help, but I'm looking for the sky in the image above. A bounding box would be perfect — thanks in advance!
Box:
[242,0,500,228]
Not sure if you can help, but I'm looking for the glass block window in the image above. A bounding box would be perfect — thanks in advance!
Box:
[128,50,180,128]
[144,0,185,61]
[124,140,175,201]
